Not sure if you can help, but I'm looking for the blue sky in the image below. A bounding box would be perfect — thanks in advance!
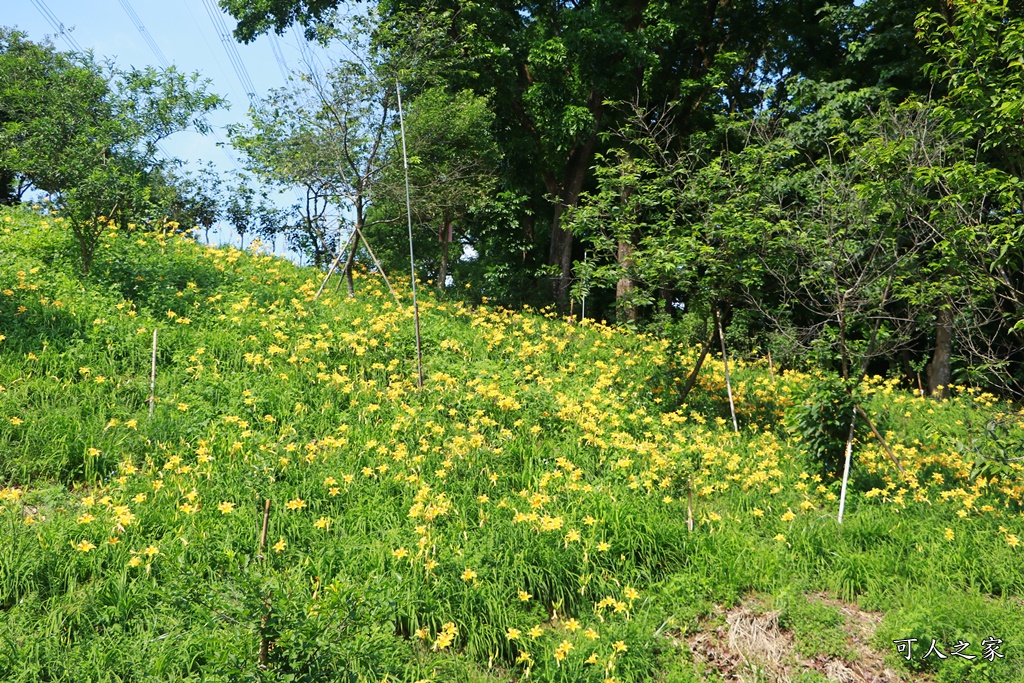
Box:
[7,0,333,257]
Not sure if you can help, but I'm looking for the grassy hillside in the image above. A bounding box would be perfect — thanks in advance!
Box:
[1,205,1023,683]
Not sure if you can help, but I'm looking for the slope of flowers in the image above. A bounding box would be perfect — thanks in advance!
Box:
[1,206,1022,682]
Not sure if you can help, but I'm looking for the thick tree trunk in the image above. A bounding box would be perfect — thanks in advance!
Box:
[0,169,18,205]
[927,307,953,397]
[660,286,676,316]
[548,202,574,310]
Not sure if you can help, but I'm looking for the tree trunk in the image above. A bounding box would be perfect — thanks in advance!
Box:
[548,201,573,310]
[343,200,366,297]
[437,219,453,288]
[439,240,449,289]
[342,236,357,297]
[660,286,676,316]
[615,170,638,321]
[548,102,602,312]
[927,307,953,397]
[616,236,637,323]
[678,328,714,403]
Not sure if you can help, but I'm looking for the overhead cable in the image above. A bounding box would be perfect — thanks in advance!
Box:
[200,0,257,105]
[116,0,171,69]
[269,34,290,82]
[29,0,85,53]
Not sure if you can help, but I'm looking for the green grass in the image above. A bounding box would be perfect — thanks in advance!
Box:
[1,205,1023,682]
[777,594,850,660]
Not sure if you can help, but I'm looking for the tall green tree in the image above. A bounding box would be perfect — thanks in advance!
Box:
[231,48,396,283]
[369,86,498,288]
[222,0,860,310]
[0,28,223,272]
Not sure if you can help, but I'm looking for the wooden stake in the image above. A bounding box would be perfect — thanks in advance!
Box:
[148,329,158,418]
[767,350,775,381]
[257,498,272,669]
[258,498,270,559]
[397,79,424,389]
[837,405,857,525]
[258,600,271,668]
[714,306,739,433]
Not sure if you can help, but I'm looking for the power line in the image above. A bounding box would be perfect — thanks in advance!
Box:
[116,0,171,69]
[200,0,257,105]
[269,34,290,82]
[291,25,325,76]
[29,0,84,53]
[211,127,243,172]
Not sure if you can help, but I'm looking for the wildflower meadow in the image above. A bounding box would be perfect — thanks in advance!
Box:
[1,206,1023,682]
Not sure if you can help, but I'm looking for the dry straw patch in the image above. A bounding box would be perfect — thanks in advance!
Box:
[685,595,914,683]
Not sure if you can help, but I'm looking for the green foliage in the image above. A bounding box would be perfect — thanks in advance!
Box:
[368,85,498,287]
[215,0,1024,398]
[918,0,1024,175]
[778,595,851,660]
[230,21,394,269]
[0,28,223,272]
[788,374,861,480]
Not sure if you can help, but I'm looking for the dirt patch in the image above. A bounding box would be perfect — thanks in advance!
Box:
[682,594,918,683]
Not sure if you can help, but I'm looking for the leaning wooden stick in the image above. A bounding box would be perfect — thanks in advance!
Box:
[313,227,359,302]
[313,256,341,302]
[855,404,904,474]
[256,498,273,668]
[356,227,400,305]
[148,329,158,418]
[258,498,270,560]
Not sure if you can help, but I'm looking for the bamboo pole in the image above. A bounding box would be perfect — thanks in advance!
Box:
[258,498,270,559]
[581,251,587,320]
[686,486,694,532]
[396,79,424,389]
[148,329,158,418]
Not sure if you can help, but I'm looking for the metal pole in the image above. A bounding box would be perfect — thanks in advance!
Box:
[396,79,424,388]
[715,308,738,433]
[148,329,158,418]
[581,251,587,320]
[837,405,858,524]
